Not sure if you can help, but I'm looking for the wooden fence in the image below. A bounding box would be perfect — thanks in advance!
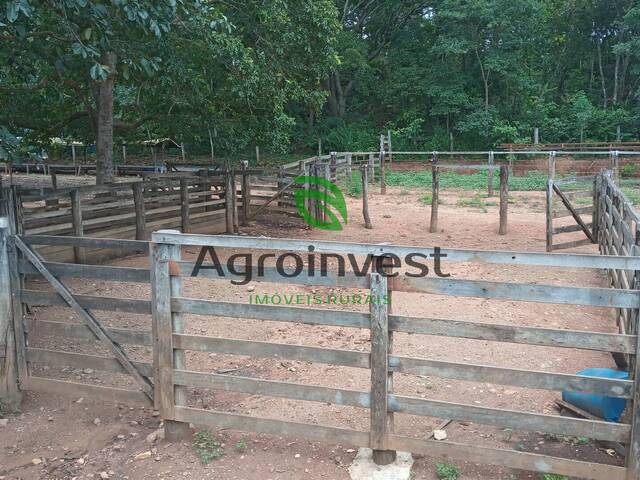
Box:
[143,232,637,479]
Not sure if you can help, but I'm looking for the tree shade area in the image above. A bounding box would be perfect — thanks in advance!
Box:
[2,0,640,181]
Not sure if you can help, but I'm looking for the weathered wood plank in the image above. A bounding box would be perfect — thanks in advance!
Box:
[390,355,633,398]
[19,261,150,283]
[21,235,149,252]
[26,376,152,407]
[21,289,151,314]
[26,348,153,377]
[392,275,639,308]
[173,370,370,408]
[389,314,636,353]
[391,394,630,443]
[150,233,640,271]
[26,319,151,345]
[173,334,370,369]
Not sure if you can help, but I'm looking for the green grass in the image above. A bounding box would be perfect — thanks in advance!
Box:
[193,430,224,464]
[419,193,432,205]
[235,438,247,452]
[386,170,548,191]
[621,186,640,205]
[436,462,459,480]
[541,475,569,480]
[345,171,363,198]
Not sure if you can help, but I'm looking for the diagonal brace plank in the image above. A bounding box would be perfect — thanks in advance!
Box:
[246,177,297,221]
[552,184,595,243]
[14,236,154,400]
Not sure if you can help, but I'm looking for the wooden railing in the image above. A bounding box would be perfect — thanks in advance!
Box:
[146,232,640,480]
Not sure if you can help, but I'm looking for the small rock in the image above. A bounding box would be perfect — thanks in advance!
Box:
[93,418,101,426]
[77,458,85,465]
[294,453,301,458]
[146,429,164,444]
[247,285,255,292]
[75,398,84,404]
[31,458,42,465]
[433,429,447,441]
[100,472,109,479]
[83,369,94,375]
[134,451,152,461]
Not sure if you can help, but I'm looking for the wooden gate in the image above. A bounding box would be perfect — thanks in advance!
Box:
[546,176,597,251]
[148,232,640,480]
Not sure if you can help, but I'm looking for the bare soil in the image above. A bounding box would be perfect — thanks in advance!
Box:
[0,183,625,480]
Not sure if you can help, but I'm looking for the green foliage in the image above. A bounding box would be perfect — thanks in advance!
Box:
[435,462,459,480]
[385,170,548,191]
[541,475,569,480]
[621,164,638,178]
[193,431,224,464]
[235,438,247,452]
[345,171,363,197]
[419,193,432,205]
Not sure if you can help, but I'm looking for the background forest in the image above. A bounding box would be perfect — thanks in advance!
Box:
[2,1,640,182]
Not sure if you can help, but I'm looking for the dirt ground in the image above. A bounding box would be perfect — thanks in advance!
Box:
[0,180,626,480]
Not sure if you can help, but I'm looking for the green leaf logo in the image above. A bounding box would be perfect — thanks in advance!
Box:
[293,175,348,230]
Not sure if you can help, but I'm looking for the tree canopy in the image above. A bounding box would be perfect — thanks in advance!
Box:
[2,0,640,178]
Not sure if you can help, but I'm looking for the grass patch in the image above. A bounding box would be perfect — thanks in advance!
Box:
[621,186,640,205]
[235,438,247,452]
[386,170,548,191]
[457,193,488,212]
[193,430,224,464]
[346,171,363,198]
[541,475,569,480]
[436,462,459,480]
[419,193,432,205]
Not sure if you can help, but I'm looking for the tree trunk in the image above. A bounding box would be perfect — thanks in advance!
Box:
[325,71,353,118]
[96,52,116,185]
[596,40,608,109]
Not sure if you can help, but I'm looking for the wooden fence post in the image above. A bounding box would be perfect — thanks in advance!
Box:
[132,182,146,240]
[277,167,285,208]
[232,170,239,233]
[499,165,508,235]
[488,151,494,197]
[368,153,375,182]
[241,161,250,226]
[0,217,21,411]
[545,178,553,252]
[379,148,386,194]
[225,170,234,233]
[626,230,640,477]
[430,152,439,233]
[323,163,331,223]
[346,153,352,183]
[369,270,395,465]
[330,152,337,183]
[150,234,190,440]
[180,179,190,233]
[361,166,372,229]
[70,190,85,264]
[592,174,600,243]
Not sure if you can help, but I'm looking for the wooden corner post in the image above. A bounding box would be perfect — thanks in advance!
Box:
[150,231,190,441]
[369,266,395,465]
[499,165,508,235]
[0,217,21,411]
[430,152,439,233]
[361,165,372,229]
[487,151,494,197]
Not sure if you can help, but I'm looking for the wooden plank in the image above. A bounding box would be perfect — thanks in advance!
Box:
[173,334,370,369]
[26,348,153,377]
[14,237,154,399]
[392,275,640,308]
[180,178,190,233]
[173,370,370,408]
[21,235,149,252]
[553,205,593,219]
[552,238,595,251]
[26,319,151,345]
[546,180,554,251]
[19,261,150,283]
[553,222,594,234]
[172,298,369,329]
[26,376,151,407]
[172,405,370,446]
[171,261,369,288]
[387,435,626,480]
[390,355,633,398]
[391,394,630,443]
[553,183,595,242]
[389,314,636,353]
[150,233,640,271]
[21,289,151,313]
